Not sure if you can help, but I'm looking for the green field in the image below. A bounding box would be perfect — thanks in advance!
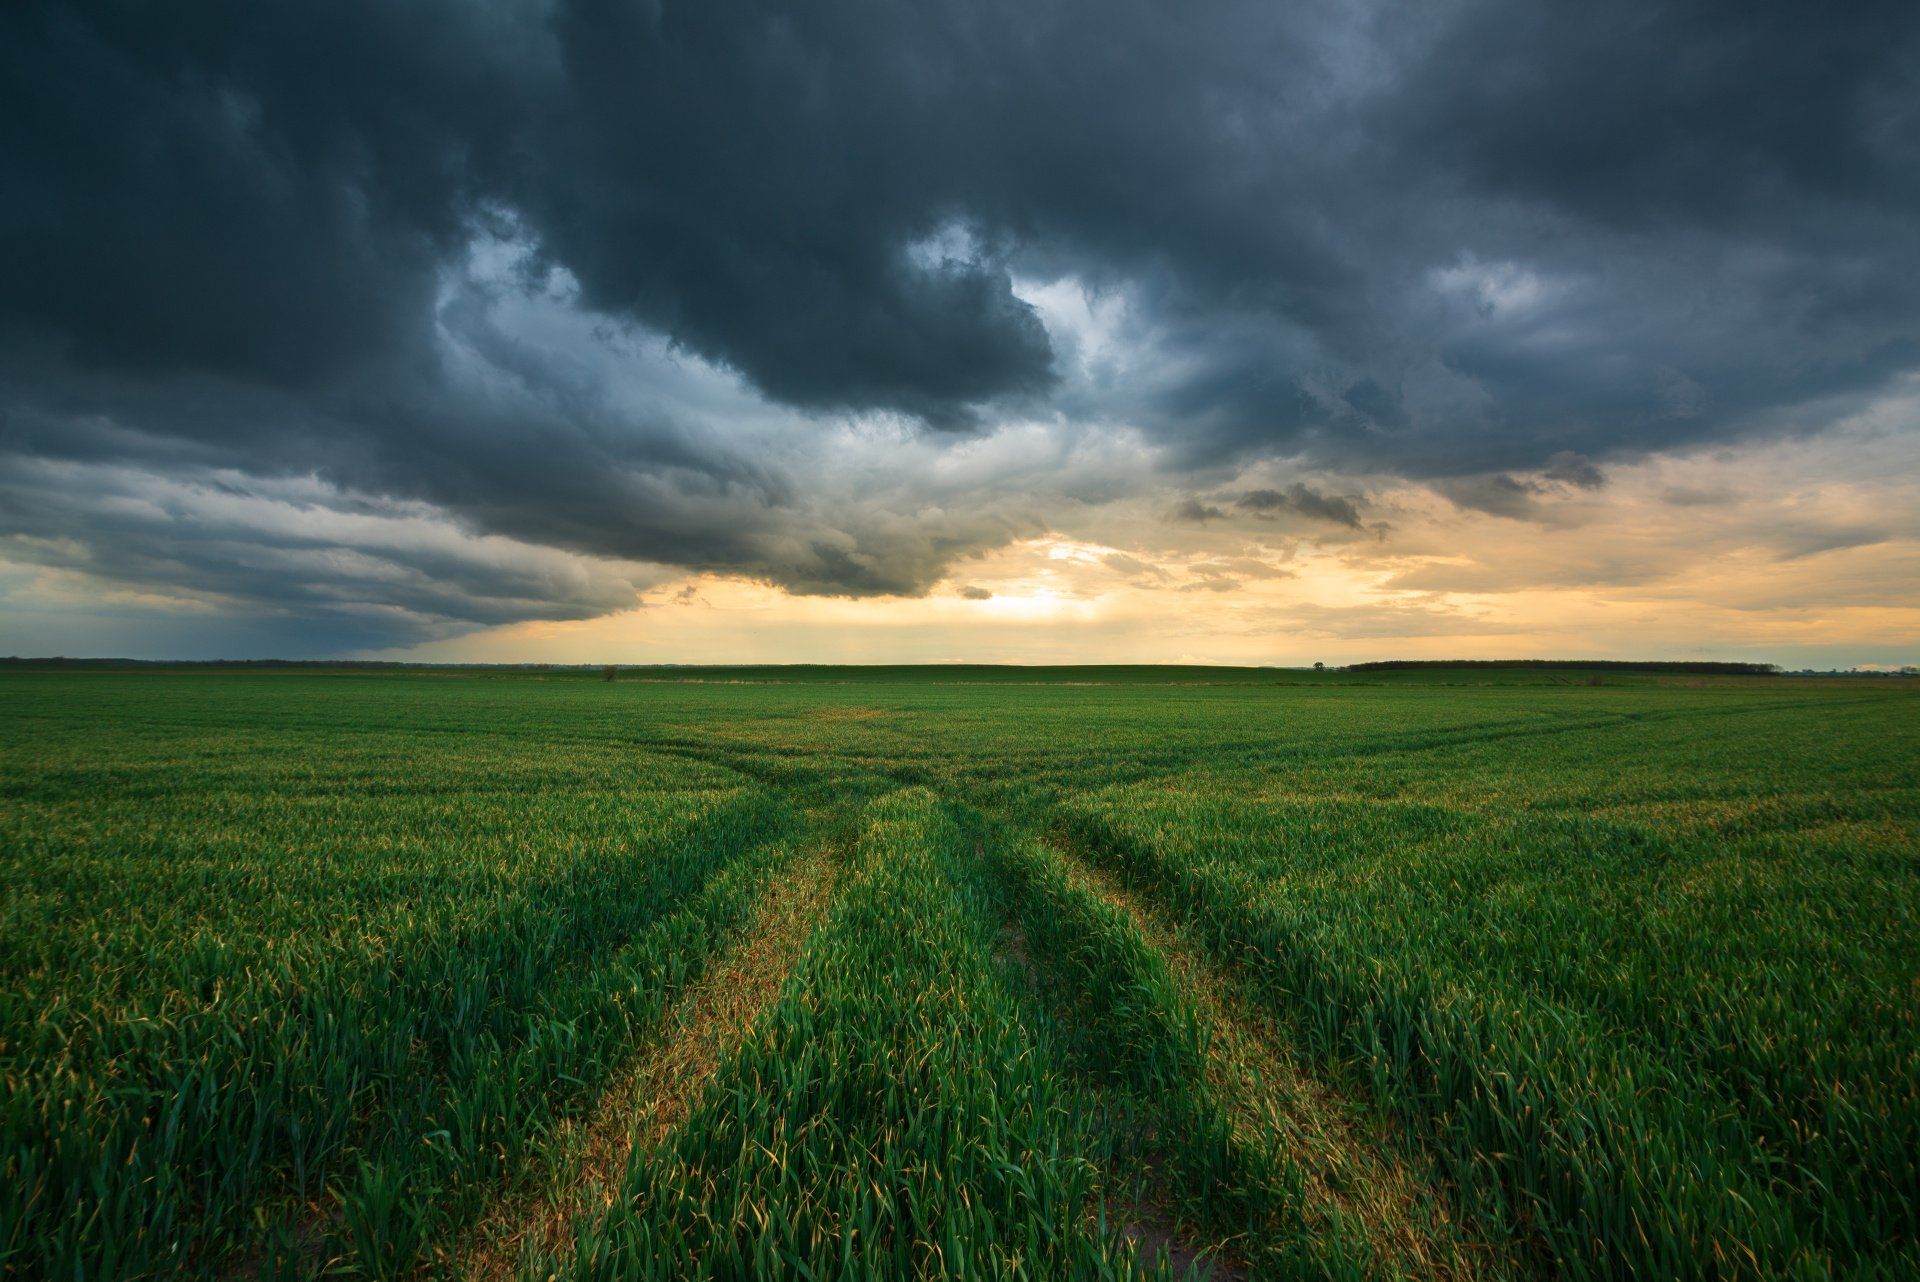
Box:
[2,668,1915,1279]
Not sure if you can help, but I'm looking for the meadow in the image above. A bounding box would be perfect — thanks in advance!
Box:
[1,667,1914,1279]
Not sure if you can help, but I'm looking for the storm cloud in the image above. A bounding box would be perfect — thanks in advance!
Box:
[3,0,1917,646]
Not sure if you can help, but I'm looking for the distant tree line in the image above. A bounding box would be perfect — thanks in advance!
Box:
[1345,659,1781,675]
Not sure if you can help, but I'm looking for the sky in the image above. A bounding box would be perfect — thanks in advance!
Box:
[2,1,1917,667]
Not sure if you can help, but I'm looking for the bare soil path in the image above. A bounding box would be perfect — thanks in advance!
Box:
[458,843,842,1280]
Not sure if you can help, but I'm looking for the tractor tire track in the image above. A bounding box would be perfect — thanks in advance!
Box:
[1043,835,1513,1282]
[458,841,842,1281]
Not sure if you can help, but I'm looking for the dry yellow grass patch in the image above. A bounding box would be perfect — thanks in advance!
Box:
[808,705,891,720]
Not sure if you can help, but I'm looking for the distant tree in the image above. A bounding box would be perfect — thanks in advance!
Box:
[1313,661,1325,671]
[1348,660,1779,676]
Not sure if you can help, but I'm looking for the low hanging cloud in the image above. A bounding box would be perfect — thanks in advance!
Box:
[1235,485,1365,529]
[2,0,1917,649]
[0,459,663,649]
[1438,453,1609,520]
[1169,498,1228,525]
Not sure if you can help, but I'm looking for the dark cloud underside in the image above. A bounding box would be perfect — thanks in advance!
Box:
[1236,486,1364,529]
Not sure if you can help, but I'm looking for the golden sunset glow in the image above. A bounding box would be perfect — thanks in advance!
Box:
[391,415,1920,669]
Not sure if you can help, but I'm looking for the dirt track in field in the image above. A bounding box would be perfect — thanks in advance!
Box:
[460,843,841,1280]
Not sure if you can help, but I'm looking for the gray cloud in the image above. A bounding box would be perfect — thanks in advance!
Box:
[1101,553,1169,582]
[1541,453,1606,490]
[1439,473,1550,521]
[1236,485,1364,529]
[3,0,1917,647]
[0,460,659,651]
[1437,456,1610,520]
[1213,557,1296,581]
[1170,498,1227,525]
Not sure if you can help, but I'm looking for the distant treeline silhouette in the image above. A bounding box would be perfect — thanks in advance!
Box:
[1346,659,1780,675]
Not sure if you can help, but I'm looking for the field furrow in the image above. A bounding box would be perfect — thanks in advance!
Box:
[533,789,1158,1279]
[986,898,1243,1282]
[980,820,1423,1279]
[1051,794,1916,1278]
[460,835,843,1279]
[1044,836,1507,1282]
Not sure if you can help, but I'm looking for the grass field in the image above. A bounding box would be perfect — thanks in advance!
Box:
[2,668,1915,1279]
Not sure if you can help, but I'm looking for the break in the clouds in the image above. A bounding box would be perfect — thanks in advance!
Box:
[2,1,1918,653]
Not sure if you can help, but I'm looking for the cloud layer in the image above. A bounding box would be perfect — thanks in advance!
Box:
[2,1,1917,651]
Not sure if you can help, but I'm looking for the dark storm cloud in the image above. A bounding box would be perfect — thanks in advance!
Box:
[3,0,1918,640]
[1397,4,1920,234]
[0,1,537,387]
[0,458,658,650]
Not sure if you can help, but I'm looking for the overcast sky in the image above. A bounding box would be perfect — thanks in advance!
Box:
[3,0,1917,665]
